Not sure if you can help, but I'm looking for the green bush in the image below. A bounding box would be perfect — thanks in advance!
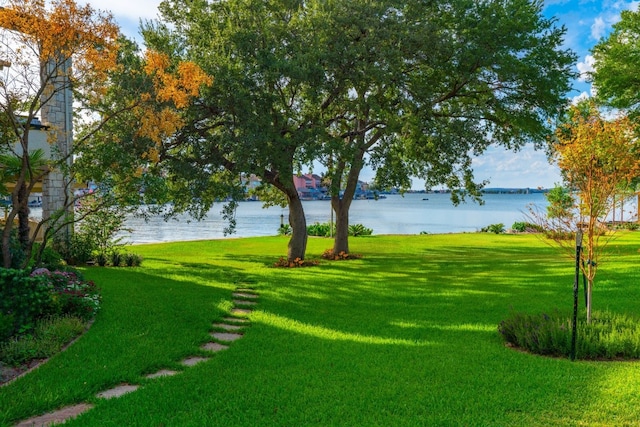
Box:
[95,252,108,266]
[511,222,545,233]
[0,315,85,367]
[614,222,639,231]
[0,312,15,343]
[124,252,143,267]
[481,223,505,234]
[499,310,640,360]
[349,224,373,236]
[54,233,96,266]
[30,243,65,271]
[0,229,26,269]
[277,224,292,236]
[0,269,52,337]
[31,269,101,322]
[110,251,123,267]
[307,222,333,237]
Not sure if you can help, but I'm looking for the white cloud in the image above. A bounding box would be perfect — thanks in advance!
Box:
[577,55,596,81]
[591,17,607,40]
[571,91,591,104]
[472,145,561,189]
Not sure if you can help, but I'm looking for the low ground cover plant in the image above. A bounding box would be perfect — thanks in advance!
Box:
[499,310,640,360]
[0,267,101,371]
[0,315,85,366]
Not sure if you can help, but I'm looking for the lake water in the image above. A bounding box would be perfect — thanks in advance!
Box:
[118,192,552,244]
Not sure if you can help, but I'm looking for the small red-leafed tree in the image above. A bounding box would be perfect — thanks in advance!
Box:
[552,101,640,322]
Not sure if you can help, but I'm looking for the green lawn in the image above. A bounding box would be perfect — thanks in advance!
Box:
[2,232,640,426]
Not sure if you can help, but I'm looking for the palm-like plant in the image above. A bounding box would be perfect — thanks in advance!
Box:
[0,148,48,251]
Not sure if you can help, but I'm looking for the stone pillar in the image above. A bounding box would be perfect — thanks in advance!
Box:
[40,55,73,240]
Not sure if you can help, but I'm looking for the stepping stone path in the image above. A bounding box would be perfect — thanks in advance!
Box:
[12,286,259,427]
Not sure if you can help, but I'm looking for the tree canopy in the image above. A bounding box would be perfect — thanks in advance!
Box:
[142,0,576,260]
[591,8,640,119]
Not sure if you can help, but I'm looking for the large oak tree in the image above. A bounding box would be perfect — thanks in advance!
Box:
[147,0,575,259]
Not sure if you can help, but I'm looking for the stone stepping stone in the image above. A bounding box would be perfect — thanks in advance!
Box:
[213,323,244,331]
[201,342,229,352]
[236,287,256,293]
[15,403,94,427]
[233,299,257,306]
[96,384,139,399]
[180,356,209,367]
[223,317,249,324]
[211,332,243,342]
[232,292,258,299]
[146,369,179,379]
[231,308,252,316]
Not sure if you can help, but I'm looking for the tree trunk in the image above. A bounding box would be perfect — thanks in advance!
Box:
[17,183,30,251]
[586,277,593,323]
[331,155,363,255]
[2,216,12,268]
[287,192,307,261]
[264,169,308,261]
[332,195,350,255]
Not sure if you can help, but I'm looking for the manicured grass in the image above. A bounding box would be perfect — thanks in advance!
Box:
[1,233,640,426]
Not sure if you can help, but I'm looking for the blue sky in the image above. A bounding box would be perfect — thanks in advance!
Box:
[78,0,639,189]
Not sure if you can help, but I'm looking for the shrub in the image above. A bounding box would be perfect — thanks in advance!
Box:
[0,315,85,367]
[614,222,639,231]
[277,224,292,236]
[511,222,545,233]
[307,222,333,237]
[0,312,15,343]
[348,224,373,236]
[543,230,575,240]
[95,252,108,267]
[0,269,52,337]
[124,252,143,267]
[110,251,123,267]
[481,223,505,234]
[29,243,65,271]
[54,233,96,266]
[499,310,640,360]
[31,269,101,322]
[0,229,26,269]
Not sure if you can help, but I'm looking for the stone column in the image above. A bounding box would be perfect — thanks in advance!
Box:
[40,55,73,240]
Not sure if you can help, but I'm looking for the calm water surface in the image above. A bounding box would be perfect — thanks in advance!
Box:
[119,192,550,244]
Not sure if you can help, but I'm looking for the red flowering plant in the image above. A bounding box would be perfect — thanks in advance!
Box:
[30,269,101,321]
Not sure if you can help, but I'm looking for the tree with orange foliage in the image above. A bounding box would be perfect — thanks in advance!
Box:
[0,0,119,268]
[73,37,220,236]
[551,101,640,323]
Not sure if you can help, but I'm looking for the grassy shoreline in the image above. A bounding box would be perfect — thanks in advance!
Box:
[1,233,639,426]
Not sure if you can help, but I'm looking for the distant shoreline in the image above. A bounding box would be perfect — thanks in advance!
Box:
[407,188,549,195]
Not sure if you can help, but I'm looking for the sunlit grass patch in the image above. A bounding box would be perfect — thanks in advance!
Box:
[1,233,640,426]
